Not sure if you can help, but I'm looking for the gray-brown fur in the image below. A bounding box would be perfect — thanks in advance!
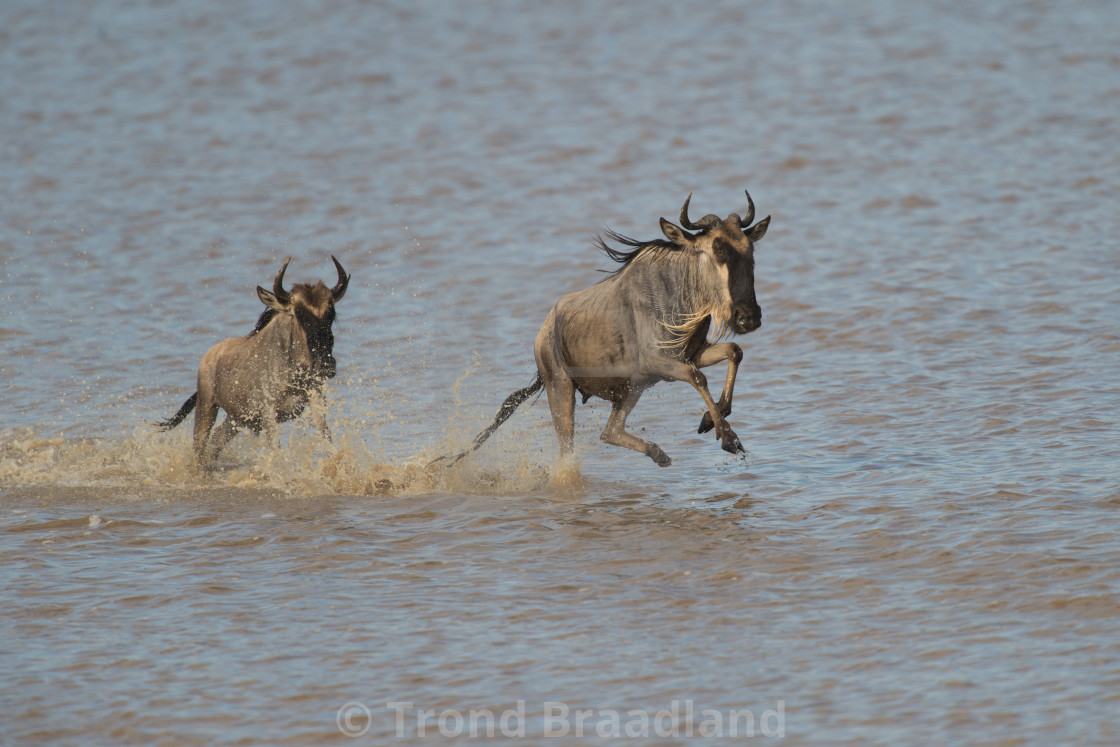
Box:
[453,190,770,468]
[157,256,350,467]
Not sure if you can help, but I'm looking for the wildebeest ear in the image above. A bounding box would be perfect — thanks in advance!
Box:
[744,215,771,243]
[659,218,693,245]
[257,286,289,311]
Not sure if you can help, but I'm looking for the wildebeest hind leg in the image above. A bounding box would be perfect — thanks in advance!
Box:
[192,400,219,465]
[543,370,576,458]
[203,417,239,465]
[600,390,671,467]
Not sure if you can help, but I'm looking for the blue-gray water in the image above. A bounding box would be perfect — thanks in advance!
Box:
[2,1,1119,744]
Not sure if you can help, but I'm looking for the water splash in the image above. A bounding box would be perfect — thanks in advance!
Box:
[0,395,567,499]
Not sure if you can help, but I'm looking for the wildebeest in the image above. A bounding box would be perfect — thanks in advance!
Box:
[157,256,350,466]
[444,190,770,468]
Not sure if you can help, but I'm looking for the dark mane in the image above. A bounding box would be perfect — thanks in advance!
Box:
[249,308,278,336]
[595,229,684,274]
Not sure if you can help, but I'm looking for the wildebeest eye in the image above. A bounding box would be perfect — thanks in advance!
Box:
[711,238,732,263]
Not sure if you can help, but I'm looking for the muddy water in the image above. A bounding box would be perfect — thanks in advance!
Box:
[3,0,1119,744]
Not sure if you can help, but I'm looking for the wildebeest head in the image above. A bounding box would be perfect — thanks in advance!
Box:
[255,256,349,380]
[658,190,770,335]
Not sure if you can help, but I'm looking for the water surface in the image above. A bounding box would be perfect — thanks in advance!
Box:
[2,1,1119,744]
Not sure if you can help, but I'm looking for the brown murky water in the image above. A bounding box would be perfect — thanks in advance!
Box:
[3,1,1119,744]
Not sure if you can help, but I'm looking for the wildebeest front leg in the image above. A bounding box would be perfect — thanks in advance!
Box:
[263,418,283,450]
[600,388,671,467]
[650,358,744,455]
[309,389,332,441]
[695,342,743,434]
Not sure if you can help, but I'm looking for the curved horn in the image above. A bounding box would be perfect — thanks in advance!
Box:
[679,193,720,231]
[272,258,292,304]
[740,189,756,228]
[330,255,350,302]
[679,193,698,230]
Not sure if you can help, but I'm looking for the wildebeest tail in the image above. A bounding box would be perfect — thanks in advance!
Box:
[432,373,543,467]
[155,392,198,431]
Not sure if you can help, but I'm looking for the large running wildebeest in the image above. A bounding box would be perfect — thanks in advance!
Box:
[445,190,770,467]
[157,256,349,466]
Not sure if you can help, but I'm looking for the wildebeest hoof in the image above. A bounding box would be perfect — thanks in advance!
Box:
[721,434,744,454]
[698,412,715,434]
[649,446,672,467]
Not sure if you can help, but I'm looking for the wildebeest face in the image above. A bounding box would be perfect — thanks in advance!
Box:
[256,255,349,382]
[663,191,770,336]
[293,293,337,379]
[708,223,762,334]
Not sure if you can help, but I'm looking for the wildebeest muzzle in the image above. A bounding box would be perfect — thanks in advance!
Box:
[731,302,762,335]
[314,352,337,380]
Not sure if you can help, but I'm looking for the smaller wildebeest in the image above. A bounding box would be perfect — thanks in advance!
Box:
[157,256,350,466]
[442,190,771,468]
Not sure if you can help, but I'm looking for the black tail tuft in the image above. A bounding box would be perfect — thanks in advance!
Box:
[430,372,543,468]
[155,392,198,431]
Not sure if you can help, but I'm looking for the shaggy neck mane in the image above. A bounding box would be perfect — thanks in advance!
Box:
[596,229,689,275]
[596,229,729,352]
[250,308,280,336]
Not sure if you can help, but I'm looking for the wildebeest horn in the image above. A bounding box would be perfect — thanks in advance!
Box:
[679,193,720,231]
[330,255,349,301]
[679,193,697,229]
[273,258,292,303]
[740,189,756,228]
